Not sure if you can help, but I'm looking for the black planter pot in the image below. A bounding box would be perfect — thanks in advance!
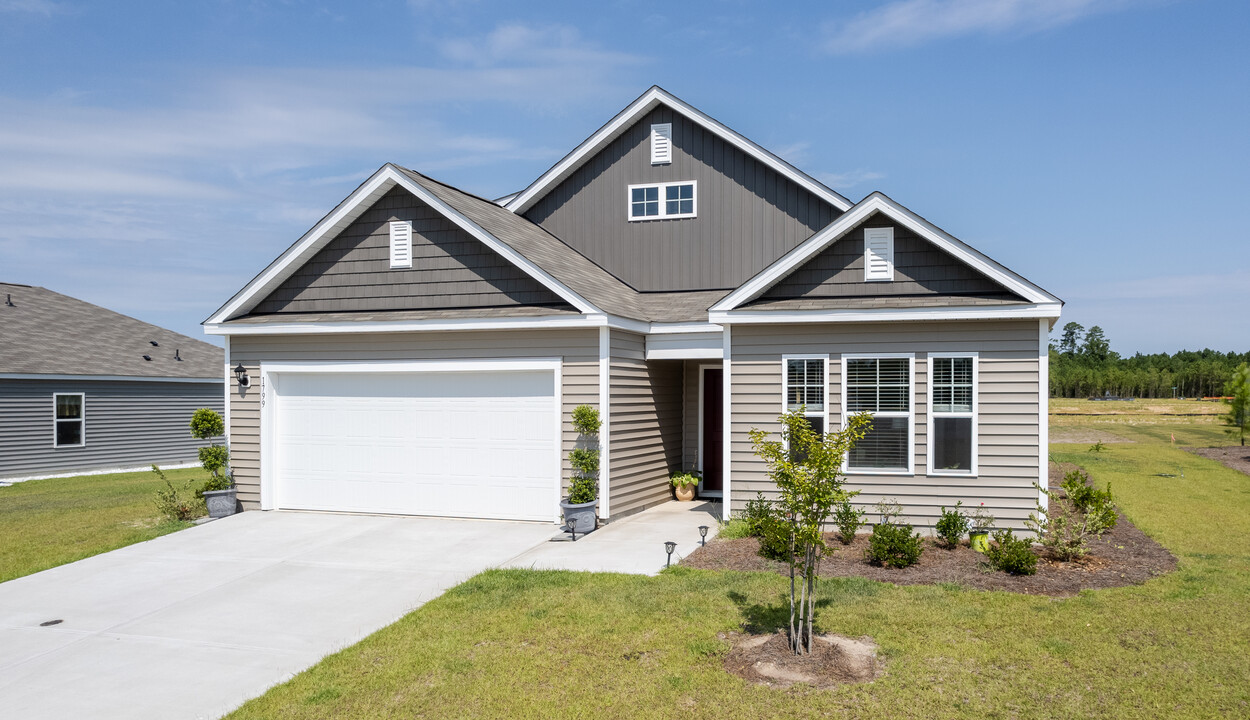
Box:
[559,497,598,535]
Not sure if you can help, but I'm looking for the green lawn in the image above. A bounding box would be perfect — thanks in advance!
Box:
[0,466,203,583]
[228,420,1250,719]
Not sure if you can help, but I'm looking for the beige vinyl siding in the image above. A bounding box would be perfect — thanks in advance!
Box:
[730,321,1040,531]
[228,328,598,511]
[607,330,683,517]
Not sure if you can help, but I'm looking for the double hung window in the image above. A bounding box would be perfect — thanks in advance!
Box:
[929,355,977,474]
[784,357,826,436]
[844,356,913,472]
[54,393,84,447]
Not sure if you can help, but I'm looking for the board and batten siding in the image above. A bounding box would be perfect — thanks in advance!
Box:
[0,379,223,479]
[729,321,1041,531]
[607,330,683,517]
[227,329,598,511]
[524,106,841,292]
[253,186,567,315]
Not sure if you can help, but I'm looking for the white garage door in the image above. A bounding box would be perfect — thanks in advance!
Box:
[271,368,557,521]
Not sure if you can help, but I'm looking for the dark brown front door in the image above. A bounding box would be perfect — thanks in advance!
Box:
[702,368,723,493]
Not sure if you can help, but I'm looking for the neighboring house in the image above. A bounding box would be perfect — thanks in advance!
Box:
[0,283,225,480]
[205,87,1061,530]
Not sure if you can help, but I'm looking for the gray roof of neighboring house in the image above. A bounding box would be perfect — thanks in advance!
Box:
[1,283,223,379]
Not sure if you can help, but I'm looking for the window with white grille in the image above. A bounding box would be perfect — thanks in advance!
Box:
[53,393,84,447]
[389,220,413,269]
[627,181,696,221]
[864,227,894,281]
[929,355,977,475]
[650,123,672,165]
[844,355,913,472]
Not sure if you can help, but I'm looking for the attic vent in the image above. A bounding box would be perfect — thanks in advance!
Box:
[864,227,895,282]
[142,354,152,361]
[4,294,13,307]
[650,123,672,165]
[150,341,159,347]
[389,220,413,269]
[174,349,182,361]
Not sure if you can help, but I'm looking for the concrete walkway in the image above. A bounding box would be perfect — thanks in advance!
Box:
[505,500,721,575]
[0,500,719,719]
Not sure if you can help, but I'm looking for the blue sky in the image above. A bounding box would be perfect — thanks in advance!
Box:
[1,0,1246,354]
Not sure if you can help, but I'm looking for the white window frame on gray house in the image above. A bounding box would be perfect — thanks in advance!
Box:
[863,226,894,282]
[389,220,413,269]
[782,355,829,444]
[928,353,978,476]
[627,181,697,221]
[843,354,914,475]
[52,392,85,448]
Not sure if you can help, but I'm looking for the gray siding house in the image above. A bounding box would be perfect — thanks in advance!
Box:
[1,283,224,480]
[205,87,1061,530]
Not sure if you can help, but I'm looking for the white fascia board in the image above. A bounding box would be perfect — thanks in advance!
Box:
[206,165,601,326]
[505,86,852,215]
[261,358,561,375]
[648,322,723,335]
[709,302,1063,325]
[0,373,223,383]
[645,332,725,360]
[712,194,1062,312]
[205,315,607,336]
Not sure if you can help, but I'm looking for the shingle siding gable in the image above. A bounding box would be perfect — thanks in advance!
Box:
[761,214,1017,300]
[254,187,568,314]
[524,105,841,292]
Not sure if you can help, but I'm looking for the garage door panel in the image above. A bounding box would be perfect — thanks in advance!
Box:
[273,369,556,521]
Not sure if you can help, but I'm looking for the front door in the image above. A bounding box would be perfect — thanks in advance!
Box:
[701,368,723,494]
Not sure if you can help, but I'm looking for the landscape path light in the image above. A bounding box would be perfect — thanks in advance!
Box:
[664,541,676,568]
[698,525,709,546]
[568,516,578,542]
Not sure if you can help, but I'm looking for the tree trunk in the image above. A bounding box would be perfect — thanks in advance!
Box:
[788,529,797,654]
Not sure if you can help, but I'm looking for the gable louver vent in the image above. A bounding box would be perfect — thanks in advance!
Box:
[389,220,413,269]
[650,123,672,165]
[863,227,895,282]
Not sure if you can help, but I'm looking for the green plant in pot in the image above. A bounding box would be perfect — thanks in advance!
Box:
[190,408,236,519]
[968,502,995,553]
[670,470,701,501]
[560,404,601,535]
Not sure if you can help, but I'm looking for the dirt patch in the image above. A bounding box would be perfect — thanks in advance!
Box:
[723,631,883,689]
[1186,445,1250,477]
[1049,428,1135,444]
[684,464,1176,597]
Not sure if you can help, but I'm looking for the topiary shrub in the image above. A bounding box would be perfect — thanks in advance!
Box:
[566,405,602,504]
[935,501,970,549]
[833,500,865,545]
[189,408,231,497]
[985,529,1038,575]
[865,500,923,568]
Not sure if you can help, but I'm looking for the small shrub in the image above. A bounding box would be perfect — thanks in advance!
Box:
[985,529,1038,575]
[152,464,201,522]
[1061,469,1117,534]
[742,492,792,561]
[970,502,995,533]
[833,500,865,545]
[1027,470,1118,561]
[1088,440,1106,453]
[935,501,970,549]
[717,517,752,540]
[865,501,923,568]
[567,475,597,504]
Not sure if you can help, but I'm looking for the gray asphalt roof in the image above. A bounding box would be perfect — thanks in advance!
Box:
[739,295,1031,312]
[224,305,582,324]
[1,283,223,379]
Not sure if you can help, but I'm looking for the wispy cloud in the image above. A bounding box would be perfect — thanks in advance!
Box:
[817,169,886,190]
[0,0,64,15]
[823,0,1147,54]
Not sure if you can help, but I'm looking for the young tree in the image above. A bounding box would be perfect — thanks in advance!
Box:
[748,409,871,655]
[1223,362,1250,446]
[1058,322,1084,356]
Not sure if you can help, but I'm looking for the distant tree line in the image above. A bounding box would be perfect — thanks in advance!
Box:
[1049,322,1250,399]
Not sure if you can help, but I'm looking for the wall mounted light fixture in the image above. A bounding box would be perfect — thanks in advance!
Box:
[234,363,250,388]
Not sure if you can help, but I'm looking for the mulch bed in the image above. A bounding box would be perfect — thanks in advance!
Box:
[683,465,1177,597]
[1186,445,1250,477]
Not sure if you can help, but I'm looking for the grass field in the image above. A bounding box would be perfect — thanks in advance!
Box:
[0,466,203,583]
[227,411,1250,719]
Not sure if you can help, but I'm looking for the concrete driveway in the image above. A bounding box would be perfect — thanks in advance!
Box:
[0,511,556,720]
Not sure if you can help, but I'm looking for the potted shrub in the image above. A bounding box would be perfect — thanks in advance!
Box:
[190,408,236,519]
[670,470,700,501]
[968,502,995,553]
[559,404,601,534]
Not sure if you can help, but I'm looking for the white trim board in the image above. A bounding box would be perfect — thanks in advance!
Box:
[710,303,1062,325]
[505,86,852,216]
[841,353,916,477]
[926,352,979,478]
[204,164,600,326]
[207,313,690,337]
[711,192,1063,312]
[0,373,223,383]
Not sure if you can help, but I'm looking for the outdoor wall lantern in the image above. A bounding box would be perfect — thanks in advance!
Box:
[698,525,709,546]
[664,540,676,568]
[234,363,250,388]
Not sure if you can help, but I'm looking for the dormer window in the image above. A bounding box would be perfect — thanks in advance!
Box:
[628,181,696,221]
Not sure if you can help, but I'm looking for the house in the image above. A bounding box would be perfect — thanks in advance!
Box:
[204,87,1061,530]
[0,283,225,480]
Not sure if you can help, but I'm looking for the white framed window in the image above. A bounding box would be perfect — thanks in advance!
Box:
[928,353,978,476]
[627,181,696,221]
[389,220,413,269]
[864,227,894,282]
[53,393,85,447]
[650,123,672,165]
[843,354,914,474]
[782,356,828,446]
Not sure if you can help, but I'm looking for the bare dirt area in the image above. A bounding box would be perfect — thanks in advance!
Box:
[1049,427,1135,444]
[684,465,1176,597]
[723,631,884,689]
[1186,446,1250,477]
